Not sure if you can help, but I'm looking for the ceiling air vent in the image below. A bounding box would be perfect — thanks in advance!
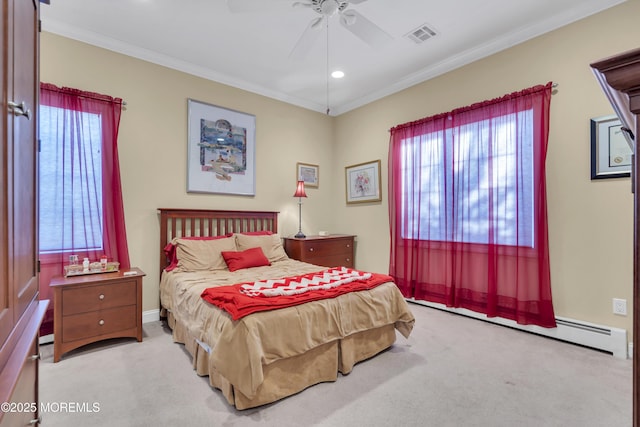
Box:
[406,24,437,44]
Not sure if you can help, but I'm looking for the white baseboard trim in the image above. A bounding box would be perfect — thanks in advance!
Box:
[40,333,53,345]
[143,309,160,324]
[408,298,629,359]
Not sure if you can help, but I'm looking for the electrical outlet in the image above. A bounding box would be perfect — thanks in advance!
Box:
[613,298,627,316]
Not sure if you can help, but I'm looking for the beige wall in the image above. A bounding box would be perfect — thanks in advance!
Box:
[332,0,640,335]
[40,0,639,336]
[40,33,335,313]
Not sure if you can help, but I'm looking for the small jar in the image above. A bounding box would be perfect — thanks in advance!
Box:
[82,257,90,272]
[100,255,108,271]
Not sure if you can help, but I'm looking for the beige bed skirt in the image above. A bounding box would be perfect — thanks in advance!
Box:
[162,309,397,410]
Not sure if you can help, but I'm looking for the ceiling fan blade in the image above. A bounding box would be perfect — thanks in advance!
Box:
[226,0,296,13]
[289,17,324,60]
[339,9,392,48]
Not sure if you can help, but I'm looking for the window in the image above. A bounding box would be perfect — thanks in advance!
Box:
[388,83,555,327]
[400,110,535,247]
[39,105,104,253]
[37,83,130,336]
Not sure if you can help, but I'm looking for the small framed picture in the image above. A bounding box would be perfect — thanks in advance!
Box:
[296,162,319,188]
[345,160,382,205]
[590,114,632,180]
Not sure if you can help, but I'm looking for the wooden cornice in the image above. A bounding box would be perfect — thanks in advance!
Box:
[591,47,640,114]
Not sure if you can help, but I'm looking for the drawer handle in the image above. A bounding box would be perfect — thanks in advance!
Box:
[346,258,350,262]
[99,319,105,326]
[99,294,105,300]
[309,248,314,252]
[346,244,350,248]
[29,416,42,425]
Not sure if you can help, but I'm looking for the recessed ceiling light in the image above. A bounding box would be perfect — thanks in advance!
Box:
[331,70,345,79]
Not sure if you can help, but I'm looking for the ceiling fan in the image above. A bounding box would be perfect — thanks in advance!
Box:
[226,0,393,59]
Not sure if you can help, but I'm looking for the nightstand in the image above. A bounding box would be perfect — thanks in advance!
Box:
[283,235,355,268]
[50,267,145,362]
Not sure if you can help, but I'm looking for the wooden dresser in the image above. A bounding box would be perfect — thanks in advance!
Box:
[283,235,355,268]
[50,268,145,362]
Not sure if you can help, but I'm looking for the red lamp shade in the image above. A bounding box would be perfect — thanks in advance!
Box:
[293,180,307,198]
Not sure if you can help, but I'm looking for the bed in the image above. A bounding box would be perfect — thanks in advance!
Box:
[158,208,415,409]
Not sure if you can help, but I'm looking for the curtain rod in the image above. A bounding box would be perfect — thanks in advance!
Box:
[40,83,126,106]
[63,91,126,106]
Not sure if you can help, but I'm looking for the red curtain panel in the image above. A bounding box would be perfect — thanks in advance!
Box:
[38,83,130,335]
[388,83,555,327]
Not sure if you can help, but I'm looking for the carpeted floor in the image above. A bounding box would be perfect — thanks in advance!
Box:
[39,303,632,427]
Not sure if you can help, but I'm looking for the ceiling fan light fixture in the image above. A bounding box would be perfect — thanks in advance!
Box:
[292,1,313,9]
[320,0,341,16]
[311,16,324,29]
[340,11,357,26]
[331,70,345,79]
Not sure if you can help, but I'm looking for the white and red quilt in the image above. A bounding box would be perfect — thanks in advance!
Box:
[200,267,393,320]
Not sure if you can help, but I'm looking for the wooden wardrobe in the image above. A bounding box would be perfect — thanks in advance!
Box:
[0,1,47,426]
[591,48,640,427]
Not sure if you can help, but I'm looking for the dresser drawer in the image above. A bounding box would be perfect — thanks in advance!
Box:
[299,238,353,257]
[309,254,354,269]
[62,304,137,342]
[62,280,137,316]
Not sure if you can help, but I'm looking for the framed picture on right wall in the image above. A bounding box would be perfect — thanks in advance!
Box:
[590,114,632,179]
[345,160,382,205]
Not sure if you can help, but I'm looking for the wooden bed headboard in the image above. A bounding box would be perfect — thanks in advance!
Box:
[158,208,279,274]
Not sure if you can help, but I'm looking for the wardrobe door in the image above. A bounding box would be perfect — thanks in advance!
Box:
[9,0,39,322]
[0,0,11,350]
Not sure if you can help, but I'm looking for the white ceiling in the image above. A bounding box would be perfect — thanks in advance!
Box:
[40,0,625,116]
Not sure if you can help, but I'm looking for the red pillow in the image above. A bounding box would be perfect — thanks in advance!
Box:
[221,247,271,272]
[164,235,230,272]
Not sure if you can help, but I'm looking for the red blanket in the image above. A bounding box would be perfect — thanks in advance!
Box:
[200,268,393,320]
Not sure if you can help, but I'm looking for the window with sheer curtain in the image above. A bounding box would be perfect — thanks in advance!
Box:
[39,106,104,253]
[38,83,130,335]
[388,83,555,327]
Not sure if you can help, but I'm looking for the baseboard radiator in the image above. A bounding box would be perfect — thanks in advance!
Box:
[408,299,629,359]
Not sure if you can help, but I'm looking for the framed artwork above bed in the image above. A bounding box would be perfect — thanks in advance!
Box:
[186,99,256,195]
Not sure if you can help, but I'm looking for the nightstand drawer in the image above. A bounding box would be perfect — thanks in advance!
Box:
[300,238,353,257]
[62,280,137,316]
[62,304,137,342]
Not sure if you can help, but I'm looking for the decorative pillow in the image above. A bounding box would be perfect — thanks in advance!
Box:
[234,233,289,262]
[164,236,231,271]
[172,236,237,272]
[221,247,271,272]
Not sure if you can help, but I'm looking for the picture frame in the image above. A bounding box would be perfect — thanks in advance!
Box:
[590,114,632,180]
[345,160,382,205]
[296,162,319,188]
[187,99,256,195]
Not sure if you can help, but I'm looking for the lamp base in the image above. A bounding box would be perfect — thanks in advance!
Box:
[294,232,306,238]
